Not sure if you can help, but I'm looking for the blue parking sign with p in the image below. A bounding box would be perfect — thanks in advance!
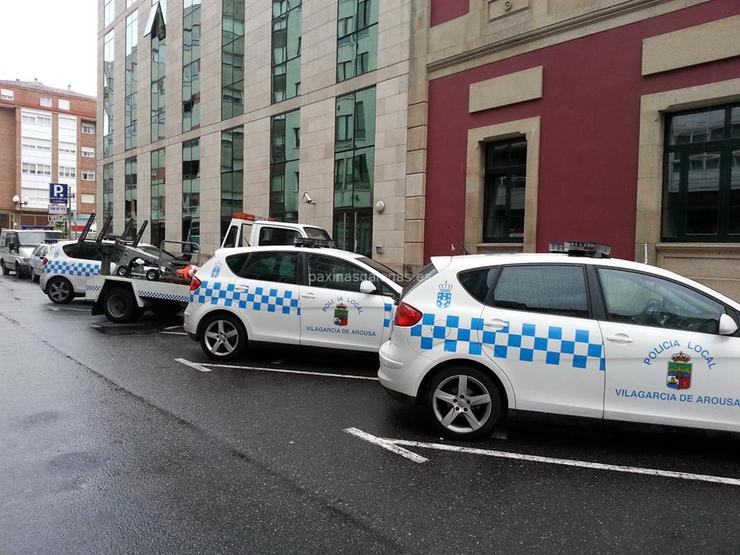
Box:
[49,183,68,203]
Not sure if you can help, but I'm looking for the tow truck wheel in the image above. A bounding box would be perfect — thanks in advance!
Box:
[47,277,74,304]
[422,365,502,441]
[103,286,143,324]
[0,259,8,275]
[201,313,246,361]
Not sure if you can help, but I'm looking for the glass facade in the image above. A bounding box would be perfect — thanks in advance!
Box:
[151,149,166,247]
[336,0,378,82]
[220,128,244,239]
[103,31,115,157]
[271,0,301,103]
[482,139,527,243]
[104,0,114,27]
[125,157,138,225]
[662,104,740,241]
[150,3,166,142]
[103,163,114,222]
[222,0,245,119]
[183,0,201,132]
[125,11,138,150]
[270,110,300,222]
[182,139,200,245]
[333,87,376,257]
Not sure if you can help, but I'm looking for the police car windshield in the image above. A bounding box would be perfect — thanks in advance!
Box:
[357,256,407,287]
[19,231,64,246]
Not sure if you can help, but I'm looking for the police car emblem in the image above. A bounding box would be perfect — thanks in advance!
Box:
[666,352,692,390]
[436,281,453,309]
[334,303,349,326]
[210,263,222,278]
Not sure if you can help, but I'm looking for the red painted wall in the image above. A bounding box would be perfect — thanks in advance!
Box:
[425,0,740,261]
[430,0,470,26]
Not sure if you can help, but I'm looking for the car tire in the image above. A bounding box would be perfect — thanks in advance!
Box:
[422,365,503,441]
[146,269,159,281]
[0,259,8,275]
[47,276,75,304]
[116,265,129,277]
[103,286,143,324]
[200,312,247,361]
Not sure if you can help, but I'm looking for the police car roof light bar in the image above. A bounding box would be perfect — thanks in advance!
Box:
[293,237,336,249]
[549,241,611,258]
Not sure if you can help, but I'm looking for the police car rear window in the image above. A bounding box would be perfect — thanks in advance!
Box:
[458,267,497,304]
[62,243,103,261]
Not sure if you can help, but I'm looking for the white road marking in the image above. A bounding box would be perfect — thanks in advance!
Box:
[161,331,188,335]
[344,427,429,463]
[345,428,740,487]
[175,358,212,373]
[176,358,378,381]
[163,325,182,331]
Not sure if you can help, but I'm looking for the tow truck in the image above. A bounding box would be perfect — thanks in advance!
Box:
[87,213,333,324]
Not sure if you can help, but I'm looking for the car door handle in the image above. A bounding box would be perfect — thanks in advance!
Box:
[605,333,633,344]
[302,292,316,299]
[484,318,508,330]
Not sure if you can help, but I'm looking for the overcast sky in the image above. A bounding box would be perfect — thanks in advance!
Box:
[0,0,97,97]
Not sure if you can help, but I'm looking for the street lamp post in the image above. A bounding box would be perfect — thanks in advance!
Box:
[11,194,28,229]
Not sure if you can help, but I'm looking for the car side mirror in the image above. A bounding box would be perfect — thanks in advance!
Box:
[359,280,377,294]
[719,313,738,336]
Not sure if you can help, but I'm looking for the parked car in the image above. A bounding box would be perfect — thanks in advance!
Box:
[29,243,51,283]
[185,244,403,360]
[0,229,64,278]
[379,245,740,440]
[41,240,114,304]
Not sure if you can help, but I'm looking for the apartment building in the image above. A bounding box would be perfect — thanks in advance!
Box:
[0,80,97,230]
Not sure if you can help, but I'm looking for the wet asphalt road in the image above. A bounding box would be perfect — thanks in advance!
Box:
[1,274,740,554]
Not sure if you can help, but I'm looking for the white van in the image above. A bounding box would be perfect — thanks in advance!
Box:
[0,229,64,278]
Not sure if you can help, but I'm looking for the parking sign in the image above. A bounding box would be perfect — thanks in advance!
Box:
[49,183,68,203]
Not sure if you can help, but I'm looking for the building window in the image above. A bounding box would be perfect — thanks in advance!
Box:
[83,123,96,134]
[81,193,96,205]
[59,143,77,155]
[151,2,166,141]
[125,11,139,150]
[482,138,526,243]
[151,148,166,247]
[127,0,136,8]
[103,163,114,221]
[220,127,244,238]
[333,87,375,257]
[103,30,115,155]
[58,99,70,110]
[271,0,301,103]
[270,110,299,222]
[22,139,51,151]
[81,147,95,158]
[182,139,200,244]
[82,171,96,181]
[59,166,77,179]
[21,163,52,176]
[125,157,137,225]
[662,104,740,242]
[182,0,201,132]
[40,96,52,107]
[104,0,115,26]
[1,89,14,100]
[21,112,52,126]
[222,0,244,119]
[336,0,377,83]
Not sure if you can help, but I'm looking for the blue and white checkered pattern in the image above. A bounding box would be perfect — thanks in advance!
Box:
[190,280,300,316]
[45,260,101,277]
[383,302,394,329]
[139,290,189,302]
[411,314,606,371]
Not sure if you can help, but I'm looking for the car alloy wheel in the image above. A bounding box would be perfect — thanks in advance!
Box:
[201,314,246,361]
[48,277,73,304]
[425,366,502,440]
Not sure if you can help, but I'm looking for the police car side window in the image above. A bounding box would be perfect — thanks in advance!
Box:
[238,252,298,284]
[62,244,103,261]
[458,268,497,303]
[308,255,375,293]
[493,265,589,318]
[598,268,723,334]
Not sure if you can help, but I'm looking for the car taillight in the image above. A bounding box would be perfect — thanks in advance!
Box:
[394,302,423,327]
[42,257,49,266]
[189,276,202,291]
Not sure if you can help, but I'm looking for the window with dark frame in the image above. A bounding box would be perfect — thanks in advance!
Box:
[222,0,245,119]
[182,139,200,245]
[220,127,244,239]
[483,138,527,243]
[270,110,300,222]
[150,4,166,142]
[662,103,740,242]
[150,148,166,247]
[336,0,378,83]
[125,157,138,226]
[271,0,301,103]
[182,0,201,132]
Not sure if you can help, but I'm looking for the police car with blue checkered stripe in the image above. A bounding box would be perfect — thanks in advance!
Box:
[379,242,740,440]
[41,240,113,304]
[185,244,403,359]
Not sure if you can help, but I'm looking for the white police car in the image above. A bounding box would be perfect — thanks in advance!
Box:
[184,245,403,359]
[379,245,740,440]
[40,240,112,304]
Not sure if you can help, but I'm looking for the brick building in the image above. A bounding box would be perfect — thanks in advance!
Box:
[0,80,97,231]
